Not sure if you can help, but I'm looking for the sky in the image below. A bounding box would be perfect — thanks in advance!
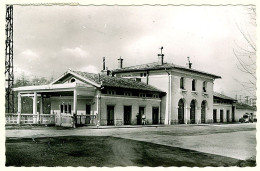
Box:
[13,5,256,99]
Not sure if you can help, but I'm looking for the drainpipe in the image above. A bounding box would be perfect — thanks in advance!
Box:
[165,68,172,125]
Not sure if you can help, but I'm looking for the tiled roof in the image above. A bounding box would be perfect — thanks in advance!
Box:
[113,62,221,79]
[236,103,257,110]
[213,92,237,101]
[72,70,164,93]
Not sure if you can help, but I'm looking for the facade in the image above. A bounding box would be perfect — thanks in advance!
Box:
[213,92,237,123]
[13,69,164,127]
[113,55,221,125]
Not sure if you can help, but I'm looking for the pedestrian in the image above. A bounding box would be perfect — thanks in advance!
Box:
[142,114,146,125]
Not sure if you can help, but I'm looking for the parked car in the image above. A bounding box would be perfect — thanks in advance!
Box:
[239,114,253,123]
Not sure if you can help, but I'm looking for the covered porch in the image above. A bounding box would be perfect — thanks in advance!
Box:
[10,82,99,127]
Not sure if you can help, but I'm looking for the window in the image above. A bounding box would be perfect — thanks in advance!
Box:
[107,90,116,95]
[153,94,159,98]
[140,73,147,77]
[60,104,71,114]
[86,105,91,114]
[68,104,72,114]
[192,79,196,91]
[64,104,68,113]
[60,105,63,113]
[139,93,146,98]
[180,77,185,89]
[124,91,132,96]
[203,81,207,92]
[70,78,76,83]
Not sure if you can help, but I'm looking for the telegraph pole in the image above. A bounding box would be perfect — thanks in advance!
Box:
[5,5,14,113]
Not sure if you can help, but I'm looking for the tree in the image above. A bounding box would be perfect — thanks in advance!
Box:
[233,6,256,97]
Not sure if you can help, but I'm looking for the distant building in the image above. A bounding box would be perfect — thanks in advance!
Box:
[213,92,237,123]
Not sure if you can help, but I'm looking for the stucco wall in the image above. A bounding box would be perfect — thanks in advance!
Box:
[213,104,233,122]
[116,69,216,124]
[50,97,97,115]
[99,95,161,126]
[50,95,161,126]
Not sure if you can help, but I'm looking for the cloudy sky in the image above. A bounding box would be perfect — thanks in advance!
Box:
[13,5,256,99]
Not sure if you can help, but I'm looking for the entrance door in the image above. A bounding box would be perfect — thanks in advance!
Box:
[201,101,206,123]
[213,109,217,123]
[190,100,196,124]
[86,105,91,124]
[107,106,114,125]
[220,110,223,123]
[124,106,131,125]
[226,110,230,122]
[137,107,145,125]
[152,107,159,124]
[178,99,185,124]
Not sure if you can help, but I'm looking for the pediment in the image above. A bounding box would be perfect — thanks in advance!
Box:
[51,71,97,87]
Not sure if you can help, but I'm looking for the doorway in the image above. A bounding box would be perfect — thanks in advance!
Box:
[226,110,230,122]
[137,107,145,125]
[124,106,132,125]
[152,107,159,124]
[220,110,224,123]
[178,99,185,124]
[107,105,114,126]
[201,101,206,123]
[213,109,217,123]
[190,100,196,124]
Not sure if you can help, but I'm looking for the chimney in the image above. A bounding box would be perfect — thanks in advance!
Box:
[158,46,164,65]
[187,57,192,69]
[101,57,110,76]
[102,57,106,71]
[118,57,123,69]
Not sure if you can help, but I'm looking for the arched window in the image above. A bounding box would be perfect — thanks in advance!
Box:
[192,79,196,91]
[180,77,184,89]
[203,81,207,92]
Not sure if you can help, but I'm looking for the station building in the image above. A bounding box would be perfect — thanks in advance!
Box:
[15,50,247,127]
[113,54,221,125]
[13,69,164,126]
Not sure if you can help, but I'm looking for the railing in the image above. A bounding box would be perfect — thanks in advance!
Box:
[5,113,55,125]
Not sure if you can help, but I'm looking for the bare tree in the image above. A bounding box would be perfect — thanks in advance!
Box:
[233,6,256,97]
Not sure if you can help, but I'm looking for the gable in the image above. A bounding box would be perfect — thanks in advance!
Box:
[50,71,99,88]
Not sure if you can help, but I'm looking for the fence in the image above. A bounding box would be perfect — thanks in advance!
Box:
[5,113,55,125]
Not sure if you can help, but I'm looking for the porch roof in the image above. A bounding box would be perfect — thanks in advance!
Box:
[12,82,95,92]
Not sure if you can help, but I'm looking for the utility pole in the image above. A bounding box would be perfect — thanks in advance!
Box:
[5,5,14,113]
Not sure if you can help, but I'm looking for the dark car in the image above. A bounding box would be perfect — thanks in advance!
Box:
[239,114,253,123]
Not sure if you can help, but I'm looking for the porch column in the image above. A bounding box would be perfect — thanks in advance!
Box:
[40,94,43,114]
[17,92,21,124]
[73,89,77,128]
[33,92,39,124]
[96,90,101,127]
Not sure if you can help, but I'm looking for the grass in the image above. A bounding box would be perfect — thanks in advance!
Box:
[6,136,254,167]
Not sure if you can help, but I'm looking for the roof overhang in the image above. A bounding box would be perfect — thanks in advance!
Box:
[12,82,96,94]
[113,66,221,79]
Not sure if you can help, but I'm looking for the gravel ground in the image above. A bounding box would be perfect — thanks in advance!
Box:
[5,123,256,162]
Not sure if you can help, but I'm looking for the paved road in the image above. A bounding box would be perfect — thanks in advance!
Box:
[6,123,256,160]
